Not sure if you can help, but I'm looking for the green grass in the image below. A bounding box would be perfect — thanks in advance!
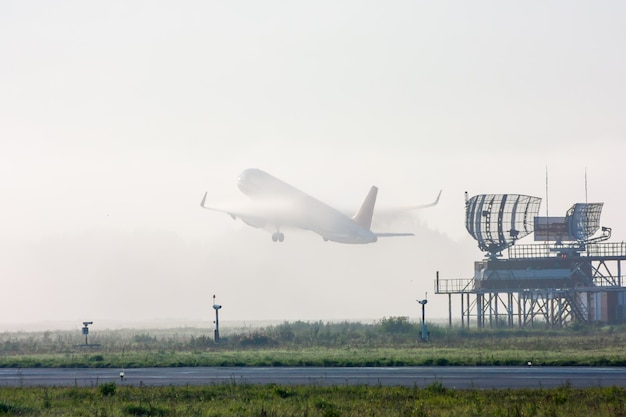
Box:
[0,383,624,416]
[2,346,626,369]
[3,322,626,415]
[2,321,626,368]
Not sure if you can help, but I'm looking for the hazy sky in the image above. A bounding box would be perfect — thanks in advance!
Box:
[1,1,625,330]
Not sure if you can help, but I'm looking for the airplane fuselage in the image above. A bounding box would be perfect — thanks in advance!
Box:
[236,169,378,244]
[201,168,439,244]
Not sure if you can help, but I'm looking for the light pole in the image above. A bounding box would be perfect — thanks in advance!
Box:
[417,294,428,341]
[81,321,93,345]
[213,294,222,343]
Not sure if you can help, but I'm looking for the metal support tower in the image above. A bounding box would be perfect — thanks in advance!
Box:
[435,243,626,328]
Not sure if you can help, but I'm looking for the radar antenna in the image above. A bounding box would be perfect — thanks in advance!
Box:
[465,194,542,259]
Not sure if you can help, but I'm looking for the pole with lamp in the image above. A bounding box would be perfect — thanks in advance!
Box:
[417,293,428,341]
[81,321,93,346]
[212,294,222,343]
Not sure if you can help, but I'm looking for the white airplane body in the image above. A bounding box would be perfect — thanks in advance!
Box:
[201,168,440,244]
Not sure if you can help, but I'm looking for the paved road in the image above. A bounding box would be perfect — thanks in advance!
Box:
[2,367,626,389]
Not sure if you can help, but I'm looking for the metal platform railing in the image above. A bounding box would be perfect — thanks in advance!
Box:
[508,244,551,259]
[508,242,626,259]
[585,242,626,257]
[435,278,474,294]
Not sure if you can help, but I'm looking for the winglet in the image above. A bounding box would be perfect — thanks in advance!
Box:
[200,192,208,208]
[432,189,442,206]
[352,186,378,230]
[406,189,442,210]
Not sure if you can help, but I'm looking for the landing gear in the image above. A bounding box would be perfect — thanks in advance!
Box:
[271,232,285,242]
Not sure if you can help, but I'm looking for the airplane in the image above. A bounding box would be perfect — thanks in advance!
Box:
[200,168,441,244]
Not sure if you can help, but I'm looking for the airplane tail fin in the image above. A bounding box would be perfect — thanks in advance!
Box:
[352,186,378,230]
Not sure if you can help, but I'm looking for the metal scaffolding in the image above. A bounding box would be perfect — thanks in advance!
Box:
[435,242,626,328]
[437,194,626,328]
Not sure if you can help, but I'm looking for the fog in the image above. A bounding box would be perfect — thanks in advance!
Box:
[1,1,625,330]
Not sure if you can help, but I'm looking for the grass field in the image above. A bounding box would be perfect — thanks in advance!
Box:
[1,383,625,416]
[1,345,626,369]
[1,320,626,368]
[2,321,625,415]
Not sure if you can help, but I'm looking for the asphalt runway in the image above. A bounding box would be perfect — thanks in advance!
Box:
[2,367,626,389]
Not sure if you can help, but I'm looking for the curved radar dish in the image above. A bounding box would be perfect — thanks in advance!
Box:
[465,194,542,257]
[566,203,603,242]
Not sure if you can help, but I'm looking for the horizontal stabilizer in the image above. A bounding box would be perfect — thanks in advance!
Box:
[375,232,415,237]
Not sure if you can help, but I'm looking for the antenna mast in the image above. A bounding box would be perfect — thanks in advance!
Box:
[545,166,549,242]
[585,167,588,204]
[545,166,549,218]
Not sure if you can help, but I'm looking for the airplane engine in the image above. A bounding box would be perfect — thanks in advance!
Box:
[242,218,266,229]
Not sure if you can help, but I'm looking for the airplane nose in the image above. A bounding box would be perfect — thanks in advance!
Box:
[237,169,262,196]
[237,169,251,185]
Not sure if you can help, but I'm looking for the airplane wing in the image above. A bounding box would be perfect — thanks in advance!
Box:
[409,189,442,209]
[200,192,300,230]
[200,192,243,219]
[369,190,442,236]
[372,189,441,222]
[380,189,442,213]
[337,190,442,217]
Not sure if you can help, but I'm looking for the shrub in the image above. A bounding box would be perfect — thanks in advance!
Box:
[238,332,278,347]
[99,382,117,397]
[380,316,414,334]
[425,380,447,394]
[315,399,341,417]
[124,404,170,416]
[435,357,449,366]
[273,386,296,398]
[0,401,29,414]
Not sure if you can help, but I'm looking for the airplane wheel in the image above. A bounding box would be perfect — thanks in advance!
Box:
[272,233,278,242]
[278,233,284,242]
